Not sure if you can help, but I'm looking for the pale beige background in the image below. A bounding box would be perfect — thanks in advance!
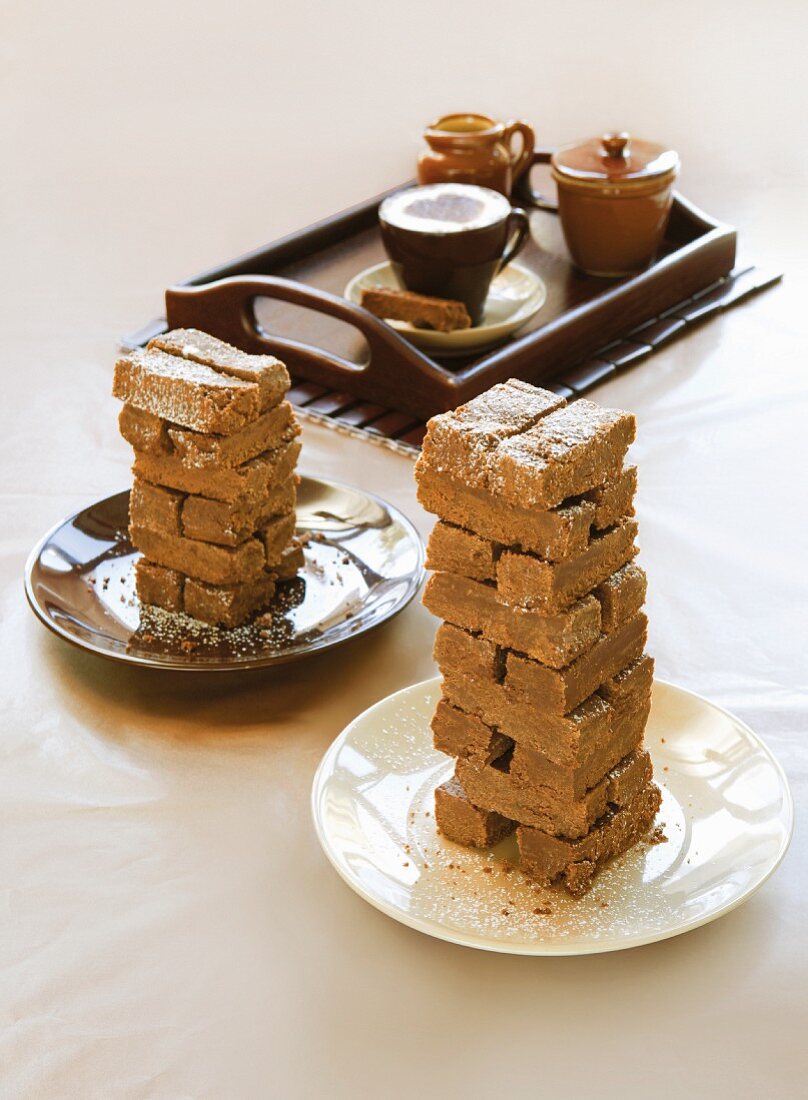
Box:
[2,2,807,1098]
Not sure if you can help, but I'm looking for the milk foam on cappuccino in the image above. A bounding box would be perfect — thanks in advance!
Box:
[380,183,510,235]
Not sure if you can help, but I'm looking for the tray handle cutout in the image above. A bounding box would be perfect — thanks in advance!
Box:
[165,276,466,417]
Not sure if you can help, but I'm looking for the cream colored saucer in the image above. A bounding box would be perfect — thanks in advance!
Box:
[311,677,792,955]
[345,261,546,357]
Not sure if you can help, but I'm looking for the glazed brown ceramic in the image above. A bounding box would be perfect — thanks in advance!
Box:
[378,184,530,324]
[418,113,536,197]
[551,132,680,277]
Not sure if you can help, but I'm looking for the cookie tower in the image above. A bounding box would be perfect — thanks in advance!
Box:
[415,379,661,896]
[113,329,303,628]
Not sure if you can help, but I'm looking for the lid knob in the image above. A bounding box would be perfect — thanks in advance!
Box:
[601,132,630,159]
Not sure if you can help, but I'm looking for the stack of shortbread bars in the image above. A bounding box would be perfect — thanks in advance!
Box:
[415,379,661,896]
[113,329,302,628]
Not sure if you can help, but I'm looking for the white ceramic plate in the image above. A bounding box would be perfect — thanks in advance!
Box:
[345,261,546,357]
[312,677,793,955]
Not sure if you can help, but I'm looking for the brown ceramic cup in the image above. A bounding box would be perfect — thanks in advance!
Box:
[378,183,530,325]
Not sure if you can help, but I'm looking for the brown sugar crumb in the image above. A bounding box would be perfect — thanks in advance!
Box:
[402,861,409,867]
[501,908,510,916]
[663,766,669,772]
[533,906,552,916]
[600,901,609,908]
[648,826,668,845]
[482,866,493,874]
[660,737,666,743]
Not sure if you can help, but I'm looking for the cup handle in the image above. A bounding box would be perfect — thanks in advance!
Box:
[499,208,531,271]
[503,120,536,184]
[513,149,558,211]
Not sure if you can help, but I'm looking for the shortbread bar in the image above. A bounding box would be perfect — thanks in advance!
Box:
[149,328,290,408]
[130,525,267,586]
[517,782,661,896]
[435,688,649,801]
[435,777,515,848]
[119,402,296,469]
[416,462,636,561]
[360,287,472,332]
[504,614,648,714]
[440,654,654,767]
[423,572,602,668]
[456,746,652,839]
[496,519,638,611]
[113,349,262,434]
[420,381,564,481]
[132,438,301,503]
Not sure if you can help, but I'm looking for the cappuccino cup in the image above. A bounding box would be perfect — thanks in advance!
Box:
[378,183,530,325]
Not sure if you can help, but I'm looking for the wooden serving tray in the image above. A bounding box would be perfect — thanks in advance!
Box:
[124,153,777,431]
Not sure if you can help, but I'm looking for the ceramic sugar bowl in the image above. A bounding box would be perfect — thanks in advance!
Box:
[551,132,680,277]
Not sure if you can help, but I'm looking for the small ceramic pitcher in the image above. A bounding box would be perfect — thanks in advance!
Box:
[418,113,536,198]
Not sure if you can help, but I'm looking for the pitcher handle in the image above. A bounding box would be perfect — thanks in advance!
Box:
[503,120,536,185]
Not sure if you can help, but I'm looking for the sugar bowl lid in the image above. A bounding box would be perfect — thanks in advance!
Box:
[552,132,679,182]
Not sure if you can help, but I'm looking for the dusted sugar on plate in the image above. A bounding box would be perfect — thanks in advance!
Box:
[415,379,660,897]
[113,328,304,628]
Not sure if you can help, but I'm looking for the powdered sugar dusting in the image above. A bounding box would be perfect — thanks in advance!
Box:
[150,328,291,400]
[114,348,261,433]
[419,382,634,508]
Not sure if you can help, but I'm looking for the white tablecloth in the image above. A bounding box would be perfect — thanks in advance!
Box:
[2,2,806,1096]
